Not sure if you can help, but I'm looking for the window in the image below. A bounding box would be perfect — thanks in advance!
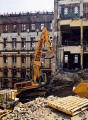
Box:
[3,38,7,49]
[64,55,68,63]
[30,37,36,50]
[12,67,17,78]
[41,24,44,30]
[74,7,79,14]
[12,70,17,78]
[31,24,35,30]
[12,38,17,49]
[21,68,26,78]
[50,23,53,30]
[12,55,16,63]
[13,24,17,32]
[74,55,78,63]
[21,38,26,48]
[21,24,26,32]
[3,55,7,63]
[3,25,8,32]
[64,8,68,15]
[3,68,8,77]
[21,55,26,63]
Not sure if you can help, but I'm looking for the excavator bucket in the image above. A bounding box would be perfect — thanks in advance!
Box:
[73,82,88,98]
[45,51,54,59]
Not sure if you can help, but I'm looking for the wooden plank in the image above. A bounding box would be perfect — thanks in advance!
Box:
[48,96,88,116]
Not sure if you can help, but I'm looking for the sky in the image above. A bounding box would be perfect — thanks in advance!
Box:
[0,0,54,14]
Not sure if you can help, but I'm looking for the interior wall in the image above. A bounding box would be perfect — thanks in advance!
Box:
[63,52,80,70]
[61,26,80,46]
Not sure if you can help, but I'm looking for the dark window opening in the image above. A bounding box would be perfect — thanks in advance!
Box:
[30,37,36,50]
[12,55,16,63]
[3,38,7,49]
[3,79,8,89]
[21,55,26,63]
[63,52,80,70]
[61,26,80,46]
[3,68,8,77]
[21,38,26,48]
[3,55,7,63]
[21,68,26,78]
[12,67,17,78]
[83,54,88,69]
[83,27,88,45]
[12,38,17,49]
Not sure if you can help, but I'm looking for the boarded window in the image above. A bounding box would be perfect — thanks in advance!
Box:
[31,24,35,30]
[21,24,26,32]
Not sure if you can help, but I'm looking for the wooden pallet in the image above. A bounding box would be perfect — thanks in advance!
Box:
[48,96,88,116]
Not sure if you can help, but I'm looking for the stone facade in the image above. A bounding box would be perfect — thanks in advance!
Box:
[0,12,54,89]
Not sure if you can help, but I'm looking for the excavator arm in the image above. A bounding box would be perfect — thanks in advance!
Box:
[14,27,54,94]
[33,27,54,83]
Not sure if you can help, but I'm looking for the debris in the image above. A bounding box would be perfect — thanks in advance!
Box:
[2,97,68,120]
[2,96,88,120]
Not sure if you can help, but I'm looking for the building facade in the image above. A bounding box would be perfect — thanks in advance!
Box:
[54,0,88,71]
[0,12,54,89]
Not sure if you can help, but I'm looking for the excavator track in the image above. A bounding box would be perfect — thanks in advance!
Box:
[17,83,50,103]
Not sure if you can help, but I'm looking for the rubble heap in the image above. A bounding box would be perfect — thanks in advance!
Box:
[2,96,88,120]
[3,96,66,120]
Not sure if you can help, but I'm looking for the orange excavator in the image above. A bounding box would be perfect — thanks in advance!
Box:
[14,27,54,97]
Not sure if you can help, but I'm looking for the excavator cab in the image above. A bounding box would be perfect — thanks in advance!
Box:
[45,50,55,59]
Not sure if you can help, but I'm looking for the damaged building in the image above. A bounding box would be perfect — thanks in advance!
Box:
[54,0,88,71]
[0,12,54,89]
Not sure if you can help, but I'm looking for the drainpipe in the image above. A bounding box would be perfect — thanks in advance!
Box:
[55,0,59,71]
[80,19,83,70]
[80,0,83,70]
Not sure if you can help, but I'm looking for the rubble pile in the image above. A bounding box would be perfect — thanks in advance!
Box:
[51,71,80,85]
[3,96,66,120]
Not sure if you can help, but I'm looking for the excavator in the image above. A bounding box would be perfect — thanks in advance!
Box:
[73,79,88,98]
[14,27,55,98]
[0,27,54,118]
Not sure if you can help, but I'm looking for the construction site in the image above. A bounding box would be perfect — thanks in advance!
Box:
[1,0,88,119]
